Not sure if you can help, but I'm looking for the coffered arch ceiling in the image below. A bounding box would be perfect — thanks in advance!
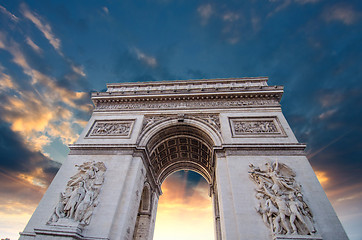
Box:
[146,124,215,184]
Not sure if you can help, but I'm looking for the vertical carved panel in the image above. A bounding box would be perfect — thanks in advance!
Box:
[249,161,317,238]
[47,161,106,226]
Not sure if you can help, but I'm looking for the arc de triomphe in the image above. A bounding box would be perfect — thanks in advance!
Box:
[20,77,348,240]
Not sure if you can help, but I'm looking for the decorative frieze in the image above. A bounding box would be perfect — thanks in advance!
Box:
[230,117,285,137]
[195,114,221,132]
[142,115,172,130]
[234,120,277,133]
[141,114,221,133]
[249,161,317,237]
[86,120,134,138]
[47,161,107,226]
[95,99,278,111]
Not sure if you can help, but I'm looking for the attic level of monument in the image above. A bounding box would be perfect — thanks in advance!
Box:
[92,77,283,111]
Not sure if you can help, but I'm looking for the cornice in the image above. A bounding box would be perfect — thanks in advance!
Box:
[91,77,284,111]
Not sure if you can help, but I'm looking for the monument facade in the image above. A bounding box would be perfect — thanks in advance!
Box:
[19,77,348,240]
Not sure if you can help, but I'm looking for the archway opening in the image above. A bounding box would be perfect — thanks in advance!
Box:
[153,170,215,240]
[146,124,215,185]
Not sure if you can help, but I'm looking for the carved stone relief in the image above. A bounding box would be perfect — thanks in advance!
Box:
[230,117,285,137]
[141,114,221,133]
[95,99,278,111]
[142,115,172,130]
[249,161,316,237]
[194,114,221,132]
[47,161,106,226]
[234,120,277,133]
[86,120,133,137]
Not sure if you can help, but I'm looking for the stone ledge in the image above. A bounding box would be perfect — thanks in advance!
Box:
[273,234,323,240]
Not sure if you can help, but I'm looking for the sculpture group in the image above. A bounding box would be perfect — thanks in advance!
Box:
[249,161,316,236]
[48,161,106,225]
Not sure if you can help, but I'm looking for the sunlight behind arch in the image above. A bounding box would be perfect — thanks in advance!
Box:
[153,170,215,240]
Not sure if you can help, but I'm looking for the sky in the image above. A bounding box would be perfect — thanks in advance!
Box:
[0,0,361,239]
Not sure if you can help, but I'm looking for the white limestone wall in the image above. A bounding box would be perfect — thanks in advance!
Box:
[19,153,146,240]
[216,154,348,240]
[108,156,147,240]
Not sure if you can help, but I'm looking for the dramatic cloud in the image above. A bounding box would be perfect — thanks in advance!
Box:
[71,64,86,77]
[0,4,19,22]
[21,4,62,54]
[223,12,240,22]
[25,37,43,54]
[103,6,109,15]
[323,4,360,25]
[0,65,17,89]
[197,4,213,25]
[133,48,157,68]
[0,30,91,155]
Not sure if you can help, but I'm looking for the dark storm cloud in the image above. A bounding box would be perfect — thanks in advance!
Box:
[0,120,60,179]
[285,86,362,192]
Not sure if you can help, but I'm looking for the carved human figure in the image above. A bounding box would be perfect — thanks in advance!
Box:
[255,193,269,227]
[249,161,317,236]
[265,198,279,233]
[288,194,315,235]
[264,186,292,234]
[64,182,86,219]
[82,201,99,225]
[48,193,66,223]
[48,162,107,225]
[74,186,94,222]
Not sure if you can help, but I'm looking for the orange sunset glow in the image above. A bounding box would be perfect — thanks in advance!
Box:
[153,171,215,240]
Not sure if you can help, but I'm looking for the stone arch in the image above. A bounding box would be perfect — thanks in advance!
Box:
[142,123,218,186]
[137,117,223,148]
[135,118,222,238]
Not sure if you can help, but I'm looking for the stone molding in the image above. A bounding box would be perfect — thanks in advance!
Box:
[106,77,270,95]
[91,77,284,111]
[273,235,322,240]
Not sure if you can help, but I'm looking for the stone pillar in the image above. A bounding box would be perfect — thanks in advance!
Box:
[217,153,349,240]
[147,192,159,240]
[212,184,222,240]
[19,153,147,240]
[215,152,241,240]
